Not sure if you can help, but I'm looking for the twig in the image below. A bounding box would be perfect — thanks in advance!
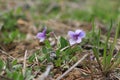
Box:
[35,53,39,64]
[0,75,12,80]
[60,46,69,52]
[60,44,77,52]
[0,49,15,59]
[51,31,59,41]
[56,54,88,80]
[22,50,27,76]
[38,64,53,80]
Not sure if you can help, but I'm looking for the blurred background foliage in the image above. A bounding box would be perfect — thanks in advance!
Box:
[0,0,120,44]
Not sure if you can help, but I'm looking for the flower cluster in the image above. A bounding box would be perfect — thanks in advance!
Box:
[36,28,85,45]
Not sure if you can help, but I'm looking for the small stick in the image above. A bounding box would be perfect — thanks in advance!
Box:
[0,49,15,59]
[60,44,77,52]
[22,50,27,76]
[56,54,88,80]
[51,31,58,41]
[38,64,53,80]
[35,53,39,64]
[60,46,69,52]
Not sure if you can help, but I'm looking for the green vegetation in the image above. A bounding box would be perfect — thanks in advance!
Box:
[0,0,120,80]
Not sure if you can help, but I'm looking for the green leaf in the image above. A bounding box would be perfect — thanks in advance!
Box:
[6,69,12,79]
[54,58,62,67]
[45,40,51,48]
[6,70,24,80]
[28,54,35,62]
[56,49,60,57]
[92,28,103,71]
[0,59,5,72]
[12,72,24,80]
[105,24,120,71]
[42,46,48,54]
[64,45,81,56]
[60,37,68,49]
[38,54,46,62]
[93,29,101,60]
[25,69,34,80]
[12,59,17,65]
[103,21,113,70]
[12,64,22,71]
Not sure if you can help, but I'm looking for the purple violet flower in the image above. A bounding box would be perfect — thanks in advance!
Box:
[36,28,46,42]
[68,29,85,45]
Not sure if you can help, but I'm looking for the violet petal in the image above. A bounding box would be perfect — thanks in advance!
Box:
[68,31,75,38]
[76,37,82,43]
[79,31,85,38]
[69,39,76,45]
[39,37,45,42]
[36,33,44,39]
[75,30,82,34]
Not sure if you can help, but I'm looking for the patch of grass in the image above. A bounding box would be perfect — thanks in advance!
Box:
[0,0,120,80]
[36,1,119,25]
[92,1,119,23]
[60,10,93,22]
[1,9,25,31]
[0,8,26,44]
[90,21,120,77]
[1,30,25,44]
